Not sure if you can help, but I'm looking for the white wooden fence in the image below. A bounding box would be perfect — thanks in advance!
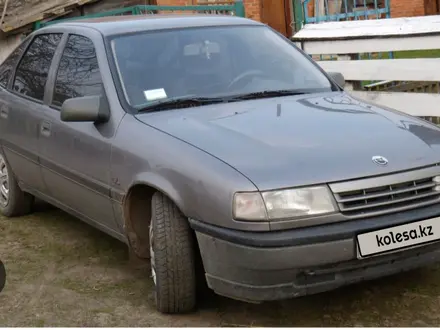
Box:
[291,15,440,118]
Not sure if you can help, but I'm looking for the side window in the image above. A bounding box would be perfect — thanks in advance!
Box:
[13,34,63,100]
[0,38,31,88]
[52,34,103,107]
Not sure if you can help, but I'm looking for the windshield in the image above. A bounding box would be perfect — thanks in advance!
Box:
[109,25,335,110]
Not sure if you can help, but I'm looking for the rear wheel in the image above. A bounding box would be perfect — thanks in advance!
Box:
[0,150,34,217]
[149,191,197,314]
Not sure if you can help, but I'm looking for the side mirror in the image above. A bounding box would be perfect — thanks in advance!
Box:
[61,95,110,123]
[328,71,345,88]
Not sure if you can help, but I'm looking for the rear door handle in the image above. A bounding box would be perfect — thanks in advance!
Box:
[40,121,51,137]
[0,106,8,119]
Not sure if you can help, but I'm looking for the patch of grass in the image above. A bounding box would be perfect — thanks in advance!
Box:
[34,319,45,327]
[394,49,440,59]
[359,49,440,87]
[2,209,128,264]
[54,273,153,303]
[359,49,440,60]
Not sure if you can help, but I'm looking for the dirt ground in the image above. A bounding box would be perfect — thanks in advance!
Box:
[1,203,440,327]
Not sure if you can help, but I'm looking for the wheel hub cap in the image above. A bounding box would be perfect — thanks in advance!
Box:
[0,154,10,208]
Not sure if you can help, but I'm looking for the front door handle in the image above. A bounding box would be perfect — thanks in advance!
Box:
[40,121,51,137]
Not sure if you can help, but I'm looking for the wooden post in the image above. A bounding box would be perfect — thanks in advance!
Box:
[315,0,325,18]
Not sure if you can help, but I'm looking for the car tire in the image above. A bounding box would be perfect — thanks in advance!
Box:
[0,149,34,217]
[149,191,197,314]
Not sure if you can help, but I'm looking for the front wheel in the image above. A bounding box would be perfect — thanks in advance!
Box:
[149,191,197,313]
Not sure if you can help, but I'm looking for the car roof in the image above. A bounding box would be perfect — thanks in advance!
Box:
[44,14,263,36]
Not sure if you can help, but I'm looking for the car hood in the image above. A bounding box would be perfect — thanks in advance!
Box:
[135,92,440,191]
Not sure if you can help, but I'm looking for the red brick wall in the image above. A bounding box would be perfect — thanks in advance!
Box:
[390,0,426,17]
[244,0,261,21]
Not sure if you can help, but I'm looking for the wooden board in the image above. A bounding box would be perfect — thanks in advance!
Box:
[292,15,440,41]
[317,58,440,82]
[295,34,440,54]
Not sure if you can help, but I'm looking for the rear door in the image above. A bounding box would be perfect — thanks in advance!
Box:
[0,33,63,193]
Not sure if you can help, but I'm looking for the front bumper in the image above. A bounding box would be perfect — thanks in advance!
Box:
[190,204,440,302]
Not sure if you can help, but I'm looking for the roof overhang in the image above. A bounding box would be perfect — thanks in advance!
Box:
[0,0,99,34]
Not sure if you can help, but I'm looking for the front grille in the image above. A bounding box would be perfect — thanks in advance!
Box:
[330,167,440,218]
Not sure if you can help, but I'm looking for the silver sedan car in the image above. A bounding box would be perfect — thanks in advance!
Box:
[2,14,440,314]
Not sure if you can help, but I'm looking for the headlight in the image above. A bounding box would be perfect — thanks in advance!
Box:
[233,186,336,221]
[262,186,336,219]
[233,192,267,221]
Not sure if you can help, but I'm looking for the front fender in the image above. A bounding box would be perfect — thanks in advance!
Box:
[129,171,185,214]
[111,114,269,231]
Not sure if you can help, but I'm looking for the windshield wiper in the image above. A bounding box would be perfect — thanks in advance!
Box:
[136,90,317,113]
[224,89,314,101]
[137,95,227,113]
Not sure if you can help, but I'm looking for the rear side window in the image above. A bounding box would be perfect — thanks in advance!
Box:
[0,71,9,89]
[13,33,63,101]
[52,34,103,107]
[0,38,31,88]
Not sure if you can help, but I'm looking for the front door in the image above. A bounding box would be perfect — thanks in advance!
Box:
[39,33,120,233]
